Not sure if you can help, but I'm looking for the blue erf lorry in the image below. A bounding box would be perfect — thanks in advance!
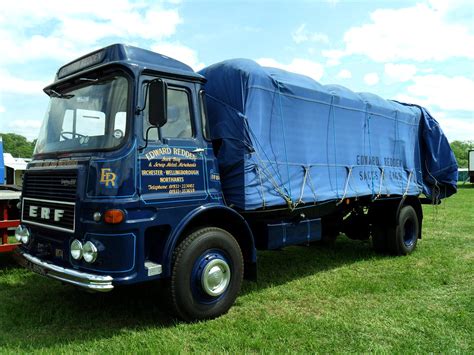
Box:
[15,44,457,320]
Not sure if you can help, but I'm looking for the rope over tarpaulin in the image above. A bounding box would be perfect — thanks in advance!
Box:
[199,59,457,211]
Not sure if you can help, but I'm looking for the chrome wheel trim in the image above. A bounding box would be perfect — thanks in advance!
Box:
[201,258,231,297]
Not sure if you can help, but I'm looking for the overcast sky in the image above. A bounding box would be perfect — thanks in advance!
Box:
[0,0,472,141]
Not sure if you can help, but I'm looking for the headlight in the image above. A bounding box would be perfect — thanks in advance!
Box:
[70,239,83,260]
[82,241,98,263]
[15,225,30,244]
[14,226,23,242]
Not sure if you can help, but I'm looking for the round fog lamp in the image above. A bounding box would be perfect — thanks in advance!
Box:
[70,239,83,260]
[15,225,30,244]
[21,233,30,244]
[82,241,98,263]
[14,225,25,242]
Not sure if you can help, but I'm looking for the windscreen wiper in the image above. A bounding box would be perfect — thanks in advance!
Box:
[47,89,74,99]
[78,77,98,82]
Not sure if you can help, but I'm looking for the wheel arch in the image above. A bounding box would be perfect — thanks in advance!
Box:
[162,204,257,279]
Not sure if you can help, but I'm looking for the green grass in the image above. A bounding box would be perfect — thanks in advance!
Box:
[0,186,472,353]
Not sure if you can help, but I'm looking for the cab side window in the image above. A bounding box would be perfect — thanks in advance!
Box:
[145,87,193,140]
[164,88,192,137]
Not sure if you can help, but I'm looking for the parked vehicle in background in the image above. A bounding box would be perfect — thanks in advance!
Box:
[0,136,21,253]
[469,150,474,183]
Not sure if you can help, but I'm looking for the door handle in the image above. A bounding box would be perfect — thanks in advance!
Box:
[191,148,205,153]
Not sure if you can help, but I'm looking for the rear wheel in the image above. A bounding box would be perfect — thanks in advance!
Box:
[372,204,419,255]
[169,227,243,321]
[391,205,419,255]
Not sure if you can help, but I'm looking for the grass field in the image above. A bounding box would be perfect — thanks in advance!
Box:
[0,186,472,353]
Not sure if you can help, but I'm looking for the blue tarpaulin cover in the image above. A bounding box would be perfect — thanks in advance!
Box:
[199,60,457,211]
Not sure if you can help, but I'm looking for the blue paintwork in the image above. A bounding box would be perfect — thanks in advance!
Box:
[20,45,256,287]
[50,44,204,84]
[74,232,137,273]
[162,203,257,277]
[191,249,230,304]
[266,218,322,250]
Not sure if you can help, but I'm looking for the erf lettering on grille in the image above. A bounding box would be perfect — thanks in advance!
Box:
[29,206,64,222]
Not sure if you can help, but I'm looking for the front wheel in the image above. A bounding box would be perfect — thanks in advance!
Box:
[169,227,243,321]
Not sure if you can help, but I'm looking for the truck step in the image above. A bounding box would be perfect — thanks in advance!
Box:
[145,261,162,276]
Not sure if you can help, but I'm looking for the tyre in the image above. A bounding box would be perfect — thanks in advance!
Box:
[390,205,419,255]
[169,227,243,321]
[372,205,419,255]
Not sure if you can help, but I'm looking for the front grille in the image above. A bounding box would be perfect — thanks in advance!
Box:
[22,171,77,202]
[22,198,75,232]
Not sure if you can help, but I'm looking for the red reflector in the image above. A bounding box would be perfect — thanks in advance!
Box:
[104,209,124,224]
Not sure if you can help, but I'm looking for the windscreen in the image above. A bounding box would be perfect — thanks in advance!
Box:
[34,75,128,155]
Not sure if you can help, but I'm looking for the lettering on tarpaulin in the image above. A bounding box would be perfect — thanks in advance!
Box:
[389,171,404,181]
[359,170,379,181]
[356,155,380,166]
[356,154,404,168]
[383,157,403,168]
[356,154,407,182]
[359,169,404,182]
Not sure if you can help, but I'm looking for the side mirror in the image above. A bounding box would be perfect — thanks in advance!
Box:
[149,80,167,127]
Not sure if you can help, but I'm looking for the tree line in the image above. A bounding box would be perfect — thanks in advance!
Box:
[449,140,473,169]
[0,132,473,168]
[0,133,36,158]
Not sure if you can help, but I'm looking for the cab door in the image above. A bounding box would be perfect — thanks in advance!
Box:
[139,78,209,205]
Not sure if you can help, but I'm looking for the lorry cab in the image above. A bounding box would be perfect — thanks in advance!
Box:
[16,44,256,320]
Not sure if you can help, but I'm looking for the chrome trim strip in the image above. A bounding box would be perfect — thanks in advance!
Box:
[22,197,76,206]
[20,220,75,234]
[18,251,114,292]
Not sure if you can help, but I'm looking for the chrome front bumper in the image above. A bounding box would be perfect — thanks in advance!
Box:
[16,251,114,292]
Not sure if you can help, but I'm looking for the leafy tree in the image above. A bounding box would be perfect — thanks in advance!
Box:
[450,140,474,168]
[0,133,36,158]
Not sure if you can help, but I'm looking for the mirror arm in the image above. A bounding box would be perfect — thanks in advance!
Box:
[138,78,165,151]
[135,79,160,114]
[138,126,157,152]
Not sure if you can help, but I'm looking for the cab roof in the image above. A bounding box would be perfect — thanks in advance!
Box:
[55,43,204,81]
